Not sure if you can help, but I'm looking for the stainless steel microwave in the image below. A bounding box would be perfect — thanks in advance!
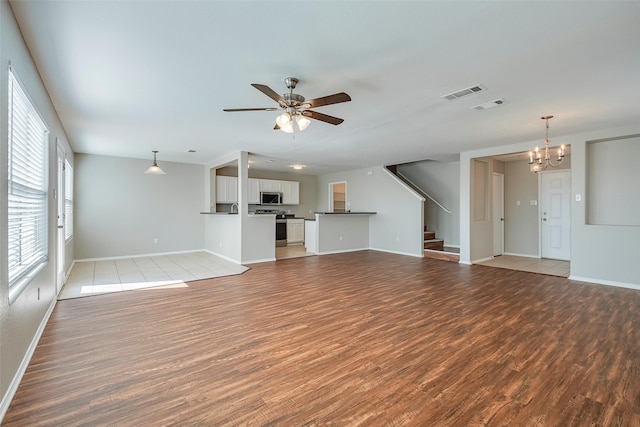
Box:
[260,192,283,205]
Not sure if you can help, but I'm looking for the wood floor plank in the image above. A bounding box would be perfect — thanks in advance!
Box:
[4,251,640,426]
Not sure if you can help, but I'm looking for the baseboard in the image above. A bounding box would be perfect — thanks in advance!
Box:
[369,247,424,258]
[243,257,277,264]
[568,275,640,291]
[472,256,495,264]
[504,252,540,259]
[0,298,56,423]
[74,249,205,263]
[316,247,370,256]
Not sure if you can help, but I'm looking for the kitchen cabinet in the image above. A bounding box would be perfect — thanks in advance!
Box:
[281,181,300,205]
[259,179,282,193]
[248,178,260,204]
[286,219,305,244]
[216,175,238,203]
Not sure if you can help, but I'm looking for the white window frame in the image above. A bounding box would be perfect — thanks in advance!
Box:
[7,67,50,302]
[64,159,73,240]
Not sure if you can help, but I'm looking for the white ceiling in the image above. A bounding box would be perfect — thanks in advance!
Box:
[8,1,640,174]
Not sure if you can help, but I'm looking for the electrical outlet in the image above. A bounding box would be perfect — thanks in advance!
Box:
[153,238,158,244]
[339,235,343,241]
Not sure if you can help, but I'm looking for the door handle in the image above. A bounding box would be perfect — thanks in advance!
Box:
[57,225,64,229]
[542,218,547,221]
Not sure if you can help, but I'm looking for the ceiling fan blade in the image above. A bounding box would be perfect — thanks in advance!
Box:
[304,92,351,109]
[301,110,344,125]
[223,107,278,112]
[251,84,285,104]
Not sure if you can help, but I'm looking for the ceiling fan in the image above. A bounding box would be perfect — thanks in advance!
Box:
[223,77,351,133]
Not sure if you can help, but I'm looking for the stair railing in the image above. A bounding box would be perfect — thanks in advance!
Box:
[389,168,452,214]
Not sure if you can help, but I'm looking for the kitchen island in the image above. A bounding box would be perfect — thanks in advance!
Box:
[305,212,377,254]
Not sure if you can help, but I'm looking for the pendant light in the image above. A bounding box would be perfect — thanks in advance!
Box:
[144,150,166,175]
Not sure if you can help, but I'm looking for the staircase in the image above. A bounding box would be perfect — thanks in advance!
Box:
[423,228,459,262]
[423,229,444,251]
[385,165,459,262]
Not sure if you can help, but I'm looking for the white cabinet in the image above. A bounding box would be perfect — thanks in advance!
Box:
[248,178,260,204]
[287,219,305,244]
[281,181,300,205]
[259,179,282,192]
[216,176,238,203]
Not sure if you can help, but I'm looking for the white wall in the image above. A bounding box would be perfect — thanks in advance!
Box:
[397,160,460,247]
[74,154,205,259]
[1,0,74,418]
[317,166,424,257]
[504,159,540,256]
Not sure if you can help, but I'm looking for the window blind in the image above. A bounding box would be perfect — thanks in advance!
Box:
[64,159,73,240]
[7,69,49,289]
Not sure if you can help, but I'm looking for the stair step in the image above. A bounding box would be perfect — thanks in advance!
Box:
[424,238,444,250]
[424,231,436,240]
[423,249,460,262]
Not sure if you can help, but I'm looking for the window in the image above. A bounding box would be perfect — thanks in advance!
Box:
[64,159,73,240]
[7,69,49,295]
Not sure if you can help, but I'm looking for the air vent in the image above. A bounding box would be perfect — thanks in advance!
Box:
[442,85,484,100]
[471,99,505,110]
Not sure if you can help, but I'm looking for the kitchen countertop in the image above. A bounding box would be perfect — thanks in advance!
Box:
[314,212,377,215]
[200,212,238,215]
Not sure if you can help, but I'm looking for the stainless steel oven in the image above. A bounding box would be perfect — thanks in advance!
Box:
[275,216,287,247]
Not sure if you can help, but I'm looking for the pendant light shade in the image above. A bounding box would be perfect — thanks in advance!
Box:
[145,150,166,175]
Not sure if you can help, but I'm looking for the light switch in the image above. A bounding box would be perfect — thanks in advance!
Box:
[575,194,582,202]
[530,200,537,206]
[516,200,521,206]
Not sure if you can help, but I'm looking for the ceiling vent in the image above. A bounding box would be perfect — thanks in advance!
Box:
[442,85,484,100]
[471,99,505,110]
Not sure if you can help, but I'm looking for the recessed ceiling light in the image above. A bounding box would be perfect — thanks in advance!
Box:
[290,164,305,170]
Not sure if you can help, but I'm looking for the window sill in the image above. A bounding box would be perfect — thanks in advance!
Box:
[8,261,48,305]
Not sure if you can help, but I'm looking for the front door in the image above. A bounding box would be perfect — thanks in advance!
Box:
[540,170,571,260]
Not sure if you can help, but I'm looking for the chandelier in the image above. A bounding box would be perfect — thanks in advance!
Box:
[528,115,565,173]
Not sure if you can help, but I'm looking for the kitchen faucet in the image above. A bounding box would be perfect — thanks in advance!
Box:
[231,203,239,214]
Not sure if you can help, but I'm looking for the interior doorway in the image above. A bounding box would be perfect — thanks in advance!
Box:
[329,182,347,212]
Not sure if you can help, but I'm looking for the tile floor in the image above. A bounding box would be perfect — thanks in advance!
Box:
[276,245,316,260]
[59,251,248,300]
[476,255,570,277]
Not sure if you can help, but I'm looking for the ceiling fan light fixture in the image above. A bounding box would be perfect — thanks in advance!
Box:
[276,112,290,125]
[281,124,294,133]
[295,114,311,131]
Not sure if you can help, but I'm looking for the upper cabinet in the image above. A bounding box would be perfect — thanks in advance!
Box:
[281,181,300,205]
[248,178,260,204]
[217,176,299,205]
[216,175,238,203]
[259,179,283,193]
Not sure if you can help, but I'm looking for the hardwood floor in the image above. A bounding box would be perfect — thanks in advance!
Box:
[4,251,640,426]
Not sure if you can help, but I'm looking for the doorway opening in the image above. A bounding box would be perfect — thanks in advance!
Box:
[329,181,347,212]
